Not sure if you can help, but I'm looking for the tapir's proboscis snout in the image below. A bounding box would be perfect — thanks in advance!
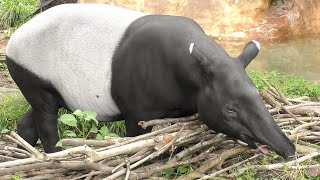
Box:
[238,97,296,160]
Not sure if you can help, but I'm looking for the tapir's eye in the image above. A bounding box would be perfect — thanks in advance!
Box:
[226,105,236,113]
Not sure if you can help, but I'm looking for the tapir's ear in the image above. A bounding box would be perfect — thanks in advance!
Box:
[237,40,260,68]
[189,43,211,67]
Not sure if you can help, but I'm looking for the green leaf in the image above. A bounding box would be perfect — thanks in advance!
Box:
[63,130,77,138]
[58,114,77,127]
[89,125,98,134]
[160,168,175,178]
[83,110,97,121]
[177,166,188,174]
[73,109,83,118]
[92,118,99,126]
[12,175,20,180]
[177,165,192,174]
[55,139,63,147]
[1,129,9,134]
[99,126,110,136]
[272,154,280,159]
[107,133,119,137]
[96,133,104,140]
[283,164,289,172]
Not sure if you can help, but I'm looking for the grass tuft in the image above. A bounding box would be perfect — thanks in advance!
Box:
[0,0,39,37]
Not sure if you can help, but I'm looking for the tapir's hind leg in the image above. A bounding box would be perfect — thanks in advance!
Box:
[19,88,61,153]
[17,107,61,153]
[16,108,38,148]
[31,101,61,153]
[7,58,62,153]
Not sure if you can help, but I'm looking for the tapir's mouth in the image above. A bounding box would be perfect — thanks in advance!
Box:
[254,143,270,154]
[240,134,270,154]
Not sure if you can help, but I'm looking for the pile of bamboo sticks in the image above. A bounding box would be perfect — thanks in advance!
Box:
[0,81,319,179]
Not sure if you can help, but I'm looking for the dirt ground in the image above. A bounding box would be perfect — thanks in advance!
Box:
[0,69,16,88]
[0,33,19,95]
[0,32,6,52]
[0,71,19,96]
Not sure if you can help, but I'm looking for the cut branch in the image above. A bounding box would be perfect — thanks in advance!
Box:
[138,114,199,129]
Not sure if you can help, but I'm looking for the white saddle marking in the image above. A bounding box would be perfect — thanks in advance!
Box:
[6,4,147,120]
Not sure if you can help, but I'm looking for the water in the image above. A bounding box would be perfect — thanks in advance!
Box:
[220,35,320,83]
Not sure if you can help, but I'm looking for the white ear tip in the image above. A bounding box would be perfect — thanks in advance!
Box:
[189,43,194,54]
[251,40,260,50]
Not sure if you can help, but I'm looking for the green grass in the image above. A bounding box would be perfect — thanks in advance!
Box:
[249,70,320,98]
[0,0,39,37]
[0,94,125,138]
[0,93,29,133]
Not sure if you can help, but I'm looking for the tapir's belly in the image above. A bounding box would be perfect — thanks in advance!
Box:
[53,55,119,120]
[6,4,147,120]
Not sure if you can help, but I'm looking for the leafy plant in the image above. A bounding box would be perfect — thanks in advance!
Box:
[106,120,126,137]
[176,165,193,175]
[159,164,193,178]
[95,125,119,140]
[0,92,124,141]
[159,168,175,178]
[58,109,98,139]
[58,109,119,140]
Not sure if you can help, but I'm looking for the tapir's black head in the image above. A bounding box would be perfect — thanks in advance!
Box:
[190,41,295,160]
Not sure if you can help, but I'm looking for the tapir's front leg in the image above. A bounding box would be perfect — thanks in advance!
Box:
[125,116,153,137]
[124,110,189,137]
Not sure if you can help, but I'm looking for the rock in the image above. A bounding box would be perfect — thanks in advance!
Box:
[79,0,320,43]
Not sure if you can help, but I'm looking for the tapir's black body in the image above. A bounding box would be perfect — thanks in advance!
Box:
[6,4,295,159]
[112,15,205,135]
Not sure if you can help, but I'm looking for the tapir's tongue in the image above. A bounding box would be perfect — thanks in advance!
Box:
[257,144,270,154]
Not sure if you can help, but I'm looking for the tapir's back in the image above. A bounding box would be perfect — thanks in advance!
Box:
[6,4,147,120]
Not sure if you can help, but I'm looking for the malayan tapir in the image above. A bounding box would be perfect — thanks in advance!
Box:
[6,4,295,159]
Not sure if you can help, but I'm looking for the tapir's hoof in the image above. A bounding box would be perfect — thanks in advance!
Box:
[17,144,62,153]
[44,146,63,153]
